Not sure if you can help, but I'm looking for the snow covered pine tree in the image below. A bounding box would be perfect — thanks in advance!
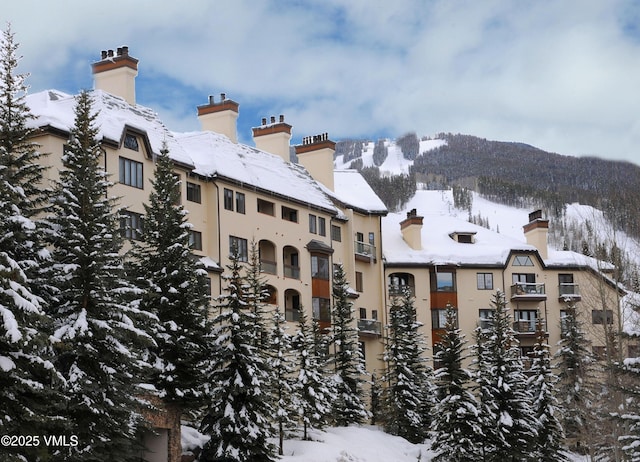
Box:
[431,306,484,461]
[128,144,211,419]
[0,25,63,462]
[45,91,154,461]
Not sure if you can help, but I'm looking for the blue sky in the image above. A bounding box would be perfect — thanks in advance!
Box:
[3,0,640,165]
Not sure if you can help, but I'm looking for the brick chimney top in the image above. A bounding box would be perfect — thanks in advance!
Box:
[92,46,138,73]
[252,115,292,136]
[197,93,239,116]
[295,132,336,154]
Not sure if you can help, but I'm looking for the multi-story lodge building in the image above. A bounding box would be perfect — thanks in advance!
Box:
[27,46,632,377]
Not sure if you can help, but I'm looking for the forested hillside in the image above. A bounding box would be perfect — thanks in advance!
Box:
[410,133,640,240]
[335,133,640,244]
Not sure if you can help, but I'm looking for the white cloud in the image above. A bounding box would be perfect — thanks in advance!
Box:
[3,0,640,164]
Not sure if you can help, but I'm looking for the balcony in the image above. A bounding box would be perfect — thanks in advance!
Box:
[284,264,300,279]
[259,259,277,275]
[358,319,382,336]
[355,240,376,262]
[512,319,537,334]
[559,283,581,301]
[510,283,546,301]
[388,284,415,297]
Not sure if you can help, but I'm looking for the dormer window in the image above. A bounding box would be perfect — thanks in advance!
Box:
[513,255,534,266]
[450,231,476,244]
[124,133,139,151]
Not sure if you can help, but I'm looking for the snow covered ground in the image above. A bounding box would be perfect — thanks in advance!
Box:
[183,424,590,461]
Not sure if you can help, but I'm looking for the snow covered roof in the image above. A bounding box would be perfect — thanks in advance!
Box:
[383,190,617,271]
[383,211,535,266]
[27,90,193,167]
[175,131,337,213]
[26,89,338,214]
[323,170,387,215]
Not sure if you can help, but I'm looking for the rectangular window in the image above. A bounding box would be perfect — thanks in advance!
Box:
[360,341,366,360]
[371,309,378,320]
[431,309,457,329]
[331,225,342,242]
[479,309,494,330]
[559,273,578,296]
[204,277,212,299]
[514,310,538,333]
[312,297,331,322]
[355,271,363,292]
[592,309,613,325]
[359,307,367,319]
[477,273,494,290]
[257,198,275,216]
[229,236,248,262]
[119,157,143,189]
[189,230,203,251]
[431,271,455,291]
[186,182,202,203]
[120,211,144,240]
[309,214,317,234]
[368,232,375,245]
[318,217,326,236]
[282,206,298,223]
[223,188,234,211]
[236,192,245,214]
[311,255,330,280]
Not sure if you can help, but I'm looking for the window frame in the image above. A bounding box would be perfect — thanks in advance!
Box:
[119,156,144,189]
[236,192,246,214]
[229,236,248,262]
[477,272,494,290]
[120,211,144,240]
[189,230,203,250]
[282,205,298,223]
[331,225,342,242]
[223,188,234,211]
[186,181,202,203]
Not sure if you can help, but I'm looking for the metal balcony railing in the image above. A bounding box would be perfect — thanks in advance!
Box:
[358,319,382,336]
[284,264,300,279]
[259,259,277,275]
[388,284,415,296]
[510,283,546,300]
[355,241,376,258]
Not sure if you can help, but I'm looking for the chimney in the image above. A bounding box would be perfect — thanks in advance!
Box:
[252,115,292,162]
[523,209,549,260]
[294,132,336,190]
[92,46,138,105]
[197,93,240,143]
[400,209,423,250]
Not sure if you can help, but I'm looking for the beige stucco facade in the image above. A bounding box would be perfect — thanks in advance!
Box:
[384,209,630,368]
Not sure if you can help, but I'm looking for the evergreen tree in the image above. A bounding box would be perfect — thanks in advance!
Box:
[527,318,567,461]
[554,301,595,450]
[245,240,269,350]
[473,290,538,461]
[615,351,640,462]
[267,307,296,455]
[199,249,276,461]
[128,144,210,416]
[329,264,369,426]
[292,305,332,440]
[45,90,153,461]
[0,25,62,462]
[431,307,483,461]
[381,289,432,444]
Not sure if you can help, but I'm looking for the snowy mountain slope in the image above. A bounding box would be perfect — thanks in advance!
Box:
[334,138,446,173]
